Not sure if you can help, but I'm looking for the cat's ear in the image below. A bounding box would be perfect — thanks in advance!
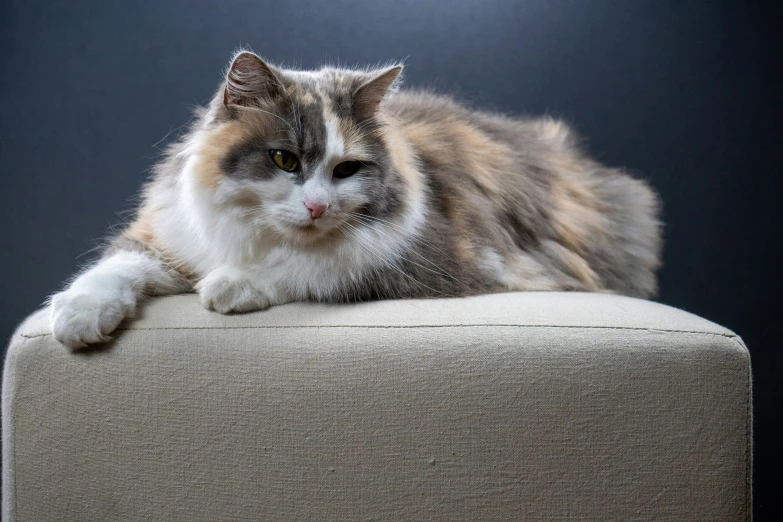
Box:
[223,51,284,108]
[353,65,403,118]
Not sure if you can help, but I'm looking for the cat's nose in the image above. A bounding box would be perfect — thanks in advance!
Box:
[304,199,328,219]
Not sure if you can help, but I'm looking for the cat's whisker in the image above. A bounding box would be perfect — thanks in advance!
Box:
[243,106,297,134]
[274,132,298,145]
[235,207,268,219]
[76,243,107,260]
[339,225,414,300]
[348,216,473,293]
[347,211,454,260]
[345,212,471,291]
[345,214,468,288]
[342,221,455,298]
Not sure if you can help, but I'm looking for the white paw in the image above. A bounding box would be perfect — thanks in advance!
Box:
[196,267,274,314]
[51,287,136,349]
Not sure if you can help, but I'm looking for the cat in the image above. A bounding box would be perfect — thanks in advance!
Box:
[50,50,662,348]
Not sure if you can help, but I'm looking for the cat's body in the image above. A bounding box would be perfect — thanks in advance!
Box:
[51,52,661,348]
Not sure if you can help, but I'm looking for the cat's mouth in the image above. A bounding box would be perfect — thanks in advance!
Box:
[297,223,319,233]
[283,219,337,243]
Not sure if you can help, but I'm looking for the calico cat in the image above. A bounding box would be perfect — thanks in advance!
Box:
[50,51,661,348]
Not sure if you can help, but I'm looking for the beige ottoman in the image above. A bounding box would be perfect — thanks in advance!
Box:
[2,292,751,521]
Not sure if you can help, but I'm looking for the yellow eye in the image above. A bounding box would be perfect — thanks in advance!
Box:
[269,150,300,172]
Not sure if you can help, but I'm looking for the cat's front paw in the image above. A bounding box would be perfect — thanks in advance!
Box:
[196,267,274,314]
[50,287,136,349]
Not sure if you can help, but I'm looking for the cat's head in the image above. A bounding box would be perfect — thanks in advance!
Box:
[185,51,415,246]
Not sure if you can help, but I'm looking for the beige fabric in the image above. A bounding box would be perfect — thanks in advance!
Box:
[3,292,751,521]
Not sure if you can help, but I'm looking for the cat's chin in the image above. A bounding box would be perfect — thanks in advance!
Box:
[280,221,338,245]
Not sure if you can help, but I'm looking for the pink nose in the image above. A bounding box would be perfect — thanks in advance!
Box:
[304,200,328,219]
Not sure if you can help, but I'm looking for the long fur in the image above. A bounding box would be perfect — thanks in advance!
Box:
[50,51,661,348]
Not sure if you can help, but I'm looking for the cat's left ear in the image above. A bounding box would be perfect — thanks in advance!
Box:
[223,51,285,108]
[353,65,403,118]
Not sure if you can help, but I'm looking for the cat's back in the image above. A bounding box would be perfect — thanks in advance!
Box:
[384,90,661,299]
[385,90,575,184]
[385,90,547,150]
[384,90,568,226]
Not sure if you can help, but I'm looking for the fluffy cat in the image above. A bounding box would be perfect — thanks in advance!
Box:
[50,51,661,348]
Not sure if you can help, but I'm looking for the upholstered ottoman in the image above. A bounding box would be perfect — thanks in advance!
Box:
[2,293,751,521]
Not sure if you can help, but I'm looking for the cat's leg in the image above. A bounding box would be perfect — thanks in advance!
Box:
[51,250,191,348]
[195,265,290,314]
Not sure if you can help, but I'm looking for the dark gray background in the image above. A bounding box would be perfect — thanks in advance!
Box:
[1,0,780,517]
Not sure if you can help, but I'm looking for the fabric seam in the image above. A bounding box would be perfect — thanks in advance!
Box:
[18,324,739,340]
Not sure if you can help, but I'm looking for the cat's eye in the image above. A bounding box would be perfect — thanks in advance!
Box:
[269,150,300,172]
[333,161,361,179]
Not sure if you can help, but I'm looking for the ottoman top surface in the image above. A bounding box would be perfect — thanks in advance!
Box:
[15,292,736,340]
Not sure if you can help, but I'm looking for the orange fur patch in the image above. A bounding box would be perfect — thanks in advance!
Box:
[453,125,510,195]
[125,210,198,282]
[403,117,512,195]
[125,215,155,245]
[558,246,601,291]
[550,163,607,254]
[300,91,316,106]
[192,122,248,189]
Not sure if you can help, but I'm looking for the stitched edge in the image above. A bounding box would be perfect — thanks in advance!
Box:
[19,323,739,340]
[1,336,25,521]
[729,336,753,521]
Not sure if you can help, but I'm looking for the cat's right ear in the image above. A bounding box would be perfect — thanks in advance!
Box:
[223,52,284,108]
[353,65,403,119]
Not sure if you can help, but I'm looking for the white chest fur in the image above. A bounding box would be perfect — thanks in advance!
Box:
[154,169,426,303]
